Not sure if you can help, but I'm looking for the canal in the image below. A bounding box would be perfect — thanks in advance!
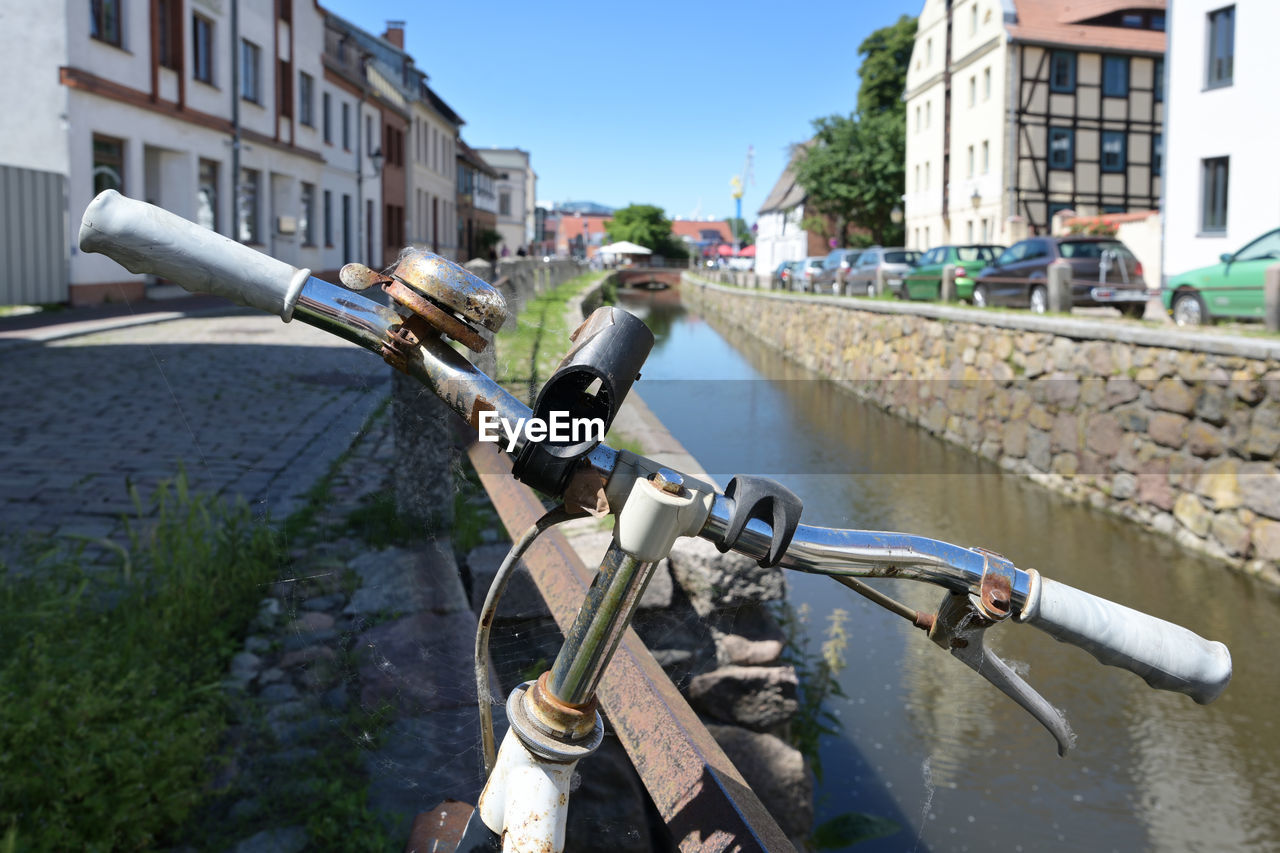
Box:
[616,288,1280,852]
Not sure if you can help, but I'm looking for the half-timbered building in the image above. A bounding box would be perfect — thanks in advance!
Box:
[905,0,1167,250]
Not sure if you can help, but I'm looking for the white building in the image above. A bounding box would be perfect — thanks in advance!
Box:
[0,0,371,305]
[1162,2,1279,278]
[754,147,823,274]
[410,85,463,260]
[481,148,536,255]
[905,0,1167,250]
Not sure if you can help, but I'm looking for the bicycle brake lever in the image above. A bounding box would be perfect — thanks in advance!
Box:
[929,592,1074,757]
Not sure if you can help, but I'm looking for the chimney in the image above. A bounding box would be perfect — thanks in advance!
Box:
[383,20,405,49]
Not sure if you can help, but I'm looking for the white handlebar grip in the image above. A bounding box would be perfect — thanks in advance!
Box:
[1023,576,1231,704]
[78,190,310,321]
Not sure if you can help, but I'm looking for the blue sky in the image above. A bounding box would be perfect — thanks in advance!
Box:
[324,0,923,222]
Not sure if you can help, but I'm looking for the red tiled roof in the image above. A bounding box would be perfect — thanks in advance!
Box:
[1009,0,1166,54]
[670,220,732,242]
[555,215,612,240]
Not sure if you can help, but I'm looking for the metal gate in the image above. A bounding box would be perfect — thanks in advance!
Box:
[0,165,68,305]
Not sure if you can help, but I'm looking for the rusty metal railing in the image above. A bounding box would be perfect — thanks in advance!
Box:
[467,441,796,853]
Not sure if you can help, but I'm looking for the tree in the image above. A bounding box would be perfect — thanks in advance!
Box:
[727,217,755,246]
[793,15,916,246]
[605,204,687,258]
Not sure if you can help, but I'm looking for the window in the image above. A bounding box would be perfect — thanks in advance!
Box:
[277,0,291,22]
[1152,133,1163,177]
[1102,56,1129,97]
[970,4,978,35]
[278,60,292,118]
[914,164,920,192]
[239,168,260,243]
[366,115,373,154]
[982,140,990,173]
[915,105,921,133]
[1049,51,1076,93]
[158,0,181,69]
[92,134,124,195]
[322,93,331,143]
[197,159,218,232]
[1235,230,1280,262]
[193,15,214,83]
[1201,157,1229,232]
[1101,131,1126,172]
[967,145,974,178]
[323,189,333,246]
[925,161,930,189]
[300,182,315,245]
[241,40,261,103]
[1206,6,1234,88]
[90,0,122,47]
[926,38,932,64]
[1048,127,1074,169]
[966,221,974,242]
[1154,58,1164,102]
[499,191,511,217]
[983,67,991,100]
[926,101,931,127]
[968,75,976,107]
[299,72,313,126]
[342,102,350,150]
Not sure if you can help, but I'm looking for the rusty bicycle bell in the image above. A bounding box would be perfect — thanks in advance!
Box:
[339,250,506,357]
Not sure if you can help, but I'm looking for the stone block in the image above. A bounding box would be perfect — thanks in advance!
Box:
[1112,472,1137,500]
[1246,405,1280,457]
[704,724,813,840]
[1240,463,1280,520]
[1052,413,1080,453]
[1004,420,1029,458]
[1149,412,1189,449]
[1211,514,1251,557]
[1195,459,1242,510]
[667,536,784,616]
[1187,421,1225,458]
[1136,458,1173,511]
[1173,493,1212,538]
[688,665,799,731]
[1105,378,1141,408]
[1087,413,1123,457]
[1028,405,1054,431]
[1028,429,1052,472]
[1252,519,1280,561]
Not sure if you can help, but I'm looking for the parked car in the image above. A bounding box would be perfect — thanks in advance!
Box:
[969,237,1147,314]
[846,248,922,296]
[771,260,793,288]
[1162,227,1280,326]
[813,249,863,294]
[793,256,826,292]
[899,245,1005,301]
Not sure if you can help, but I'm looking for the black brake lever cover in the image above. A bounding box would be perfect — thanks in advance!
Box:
[716,475,803,568]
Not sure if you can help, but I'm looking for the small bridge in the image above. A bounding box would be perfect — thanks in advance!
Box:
[611,267,683,290]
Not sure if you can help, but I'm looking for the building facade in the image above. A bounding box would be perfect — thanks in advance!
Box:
[456,139,498,261]
[755,149,827,274]
[411,85,463,260]
[1163,1,1278,278]
[481,148,536,255]
[905,0,1166,250]
[2,0,362,304]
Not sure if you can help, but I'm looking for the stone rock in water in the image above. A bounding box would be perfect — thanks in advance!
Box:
[667,537,784,616]
[705,723,814,840]
[688,665,799,731]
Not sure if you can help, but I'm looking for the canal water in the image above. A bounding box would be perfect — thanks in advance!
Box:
[617,288,1280,853]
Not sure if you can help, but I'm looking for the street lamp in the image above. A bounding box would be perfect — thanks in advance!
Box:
[369,147,384,177]
[890,205,903,225]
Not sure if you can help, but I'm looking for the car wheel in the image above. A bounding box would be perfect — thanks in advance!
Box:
[1029,285,1048,314]
[1172,290,1207,327]
[866,280,877,298]
[972,284,989,308]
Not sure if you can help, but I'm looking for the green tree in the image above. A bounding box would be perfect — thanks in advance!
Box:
[793,14,916,246]
[727,217,755,246]
[605,204,688,258]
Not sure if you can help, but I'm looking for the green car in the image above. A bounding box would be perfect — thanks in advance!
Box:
[1163,228,1280,326]
[899,244,1006,301]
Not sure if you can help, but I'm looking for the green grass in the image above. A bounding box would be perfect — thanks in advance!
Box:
[0,473,284,852]
[493,270,608,405]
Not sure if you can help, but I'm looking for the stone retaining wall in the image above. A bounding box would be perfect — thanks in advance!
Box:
[682,276,1280,587]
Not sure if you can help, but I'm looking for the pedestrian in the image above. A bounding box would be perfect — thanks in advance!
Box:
[500,245,510,258]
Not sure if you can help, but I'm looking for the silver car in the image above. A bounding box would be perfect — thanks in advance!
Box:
[846,247,922,296]
[793,256,826,292]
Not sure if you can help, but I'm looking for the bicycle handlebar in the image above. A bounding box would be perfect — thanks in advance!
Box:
[1019,574,1231,704]
[79,190,309,321]
[76,190,1233,708]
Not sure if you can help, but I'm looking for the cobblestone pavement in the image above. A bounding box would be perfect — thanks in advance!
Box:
[0,307,389,555]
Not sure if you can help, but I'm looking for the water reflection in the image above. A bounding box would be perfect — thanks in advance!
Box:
[618,289,1280,852]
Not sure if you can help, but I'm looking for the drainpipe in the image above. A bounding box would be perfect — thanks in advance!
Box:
[356,54,367,267]
[230,0,241,240]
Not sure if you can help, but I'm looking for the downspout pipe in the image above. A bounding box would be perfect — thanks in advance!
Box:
[231,0,241,241]
[356,53,367,267]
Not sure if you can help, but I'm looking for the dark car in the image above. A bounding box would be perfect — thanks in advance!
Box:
[771,260,796,289]
[970,237,1148,315]
[812,249,863,294]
